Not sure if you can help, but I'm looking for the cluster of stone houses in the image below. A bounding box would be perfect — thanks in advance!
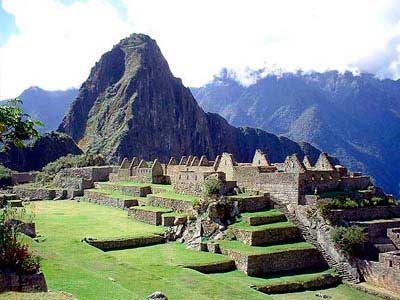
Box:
[111,149,372,202]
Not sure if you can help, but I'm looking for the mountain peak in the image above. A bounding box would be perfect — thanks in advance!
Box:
[59,33,320,164]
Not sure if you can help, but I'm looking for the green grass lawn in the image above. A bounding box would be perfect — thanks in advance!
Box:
[153,192,199,203]
[12,201,383,300]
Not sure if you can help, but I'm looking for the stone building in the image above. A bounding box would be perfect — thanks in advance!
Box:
[215,150,372,206]
[109,157,164,184]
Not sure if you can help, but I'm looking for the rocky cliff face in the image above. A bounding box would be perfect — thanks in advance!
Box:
[192,71,400,197]
[0,132,82,171]
[59,34,321,163]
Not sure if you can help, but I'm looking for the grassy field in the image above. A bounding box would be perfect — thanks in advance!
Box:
[11,201,384,300]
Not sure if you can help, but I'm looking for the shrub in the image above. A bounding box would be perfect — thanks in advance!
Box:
[0,206,40,274]
[203,176,222,197]
[0,165,11,180]
[36,153,105,184]
[331,226,367,255]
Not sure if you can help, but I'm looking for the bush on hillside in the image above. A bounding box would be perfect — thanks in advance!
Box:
[203,176,222,197]
[0,206,40,274]
[331,225,367,256]
[36,153,105,184]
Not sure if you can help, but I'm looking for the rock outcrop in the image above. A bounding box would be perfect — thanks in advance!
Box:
[0,132,82,171]
[59,34,321,163]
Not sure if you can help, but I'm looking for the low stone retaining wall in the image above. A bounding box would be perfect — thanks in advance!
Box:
[184,260,236,273]
[357,259,400,295]
[244,214,286,226]
[351,219,400,239]
[234,226,301,246]
[220,247,325,276]
[256,273,340,294]
[11,172,38,185]
[128,207,171,225]
[13,187,59,200]
[161,215,187,227]
[388,228,400,248]
[0,271,47,292]
[85,235,165,251]
[328,206,400,222]
[147,195,194,213]
[83,190,138,209]
[228,194,271,213]
[95,182,152,197]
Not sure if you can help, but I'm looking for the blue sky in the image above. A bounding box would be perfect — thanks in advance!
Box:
[1,0,400,98]
[0,1,18,46]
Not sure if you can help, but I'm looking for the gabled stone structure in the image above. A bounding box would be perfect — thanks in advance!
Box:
[110,157,165,183]
[252,149,270,166]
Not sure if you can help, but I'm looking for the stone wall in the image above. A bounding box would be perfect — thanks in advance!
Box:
[234,226,300,246]
[256,274,340,294]
[327,206,400,222]
[147,195,194,213]
[11,172,38,185]
[95,182,152,197]
[228,194,271,213]
[353,220,400,240]
[83,190,138,209]
[128,207,170,225]
[184,260,236,273]
[0,271,47,292]
[357,258,400,295]
[388,228,400,248]
[13,187,57,200]
[85,235,165,251]
[220,247,325,276]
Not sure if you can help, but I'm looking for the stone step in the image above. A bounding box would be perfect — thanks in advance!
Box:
[254,270,340,294]
[218,241,327,276]
[146,193,198,213]
[95,181,152,197]
[232,221,302,246]
[241,209,287,226]
[128,206,172,226]
[83,189,139,209]
[227,193,271,213]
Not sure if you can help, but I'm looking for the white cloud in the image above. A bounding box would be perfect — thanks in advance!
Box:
[0,0,132,98]
[1,0,400,98]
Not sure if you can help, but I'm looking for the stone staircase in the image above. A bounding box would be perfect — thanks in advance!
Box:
[275,203,360,283]
[202,199,340,294]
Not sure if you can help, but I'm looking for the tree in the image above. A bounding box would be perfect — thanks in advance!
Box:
[0,98,42,148]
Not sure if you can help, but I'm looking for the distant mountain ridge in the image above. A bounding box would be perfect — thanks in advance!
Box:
[191,70,400,197]
[1,86,78,133]
[58,33,322,164]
